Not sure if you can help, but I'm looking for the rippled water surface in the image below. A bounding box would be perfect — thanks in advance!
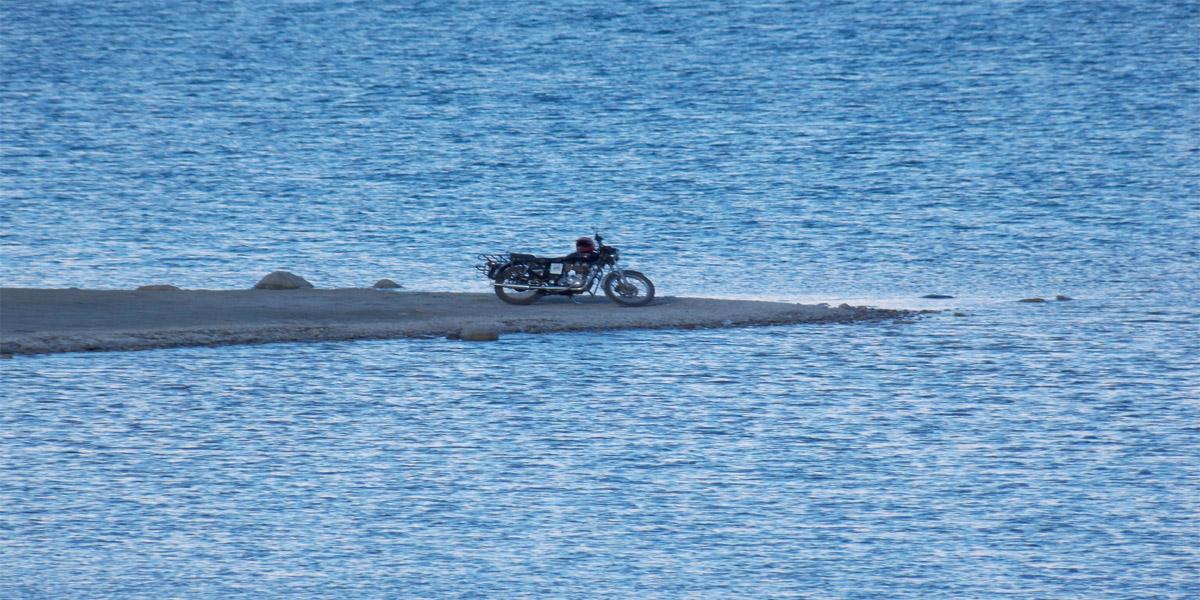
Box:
[5,305,1199,598]
[2,0,1199,597]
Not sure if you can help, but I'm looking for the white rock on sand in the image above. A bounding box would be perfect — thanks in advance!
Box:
[254,271,314,290]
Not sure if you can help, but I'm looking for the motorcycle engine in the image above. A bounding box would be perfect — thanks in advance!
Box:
[560,272,584,288]
[559,264,588,288]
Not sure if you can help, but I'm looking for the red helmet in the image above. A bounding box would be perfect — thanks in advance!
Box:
[575,236,596,252]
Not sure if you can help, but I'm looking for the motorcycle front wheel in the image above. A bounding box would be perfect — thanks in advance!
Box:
[602,270,655,307]
[494,265,543,305]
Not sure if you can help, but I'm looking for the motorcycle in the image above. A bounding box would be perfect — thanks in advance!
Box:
[476,233,656,306]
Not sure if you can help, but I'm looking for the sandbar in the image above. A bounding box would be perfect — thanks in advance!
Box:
[1,288,912,355]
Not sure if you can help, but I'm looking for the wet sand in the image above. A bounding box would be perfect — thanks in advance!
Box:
[0,288,912,355]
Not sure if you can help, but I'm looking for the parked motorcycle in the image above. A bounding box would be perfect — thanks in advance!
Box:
[476,233,655,306]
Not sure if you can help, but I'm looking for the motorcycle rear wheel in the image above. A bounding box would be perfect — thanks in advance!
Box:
[602,270,655,307]
[494,266,543,305]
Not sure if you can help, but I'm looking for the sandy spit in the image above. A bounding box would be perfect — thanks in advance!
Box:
[1,288,914,355]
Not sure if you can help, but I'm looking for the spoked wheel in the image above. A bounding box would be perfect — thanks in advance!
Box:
[602,270,655,306]
[494,265,543,305]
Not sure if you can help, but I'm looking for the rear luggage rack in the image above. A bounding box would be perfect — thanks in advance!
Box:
[475,253,509,275]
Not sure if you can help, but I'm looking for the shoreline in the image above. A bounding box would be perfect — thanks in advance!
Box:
[0,288,916,355]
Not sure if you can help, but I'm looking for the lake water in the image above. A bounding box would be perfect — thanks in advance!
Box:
[2,0,1198,597]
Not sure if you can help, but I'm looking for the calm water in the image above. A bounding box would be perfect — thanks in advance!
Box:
[2,0,1198,597]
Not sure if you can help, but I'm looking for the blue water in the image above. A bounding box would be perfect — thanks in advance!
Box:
[2,0,1199,597]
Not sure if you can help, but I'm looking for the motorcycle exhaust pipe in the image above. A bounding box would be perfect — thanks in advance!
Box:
[495,283,584,292]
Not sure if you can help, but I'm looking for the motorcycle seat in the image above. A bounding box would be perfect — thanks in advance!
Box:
[509,253,557,265]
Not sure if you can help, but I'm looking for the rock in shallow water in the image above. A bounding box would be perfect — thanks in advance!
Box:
[922,294,954,299]
[373,278,401,289]
[1018,297,1046,303]
[459,325,501,341]
[254,271,313,290]
[1056,295,1073,301]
